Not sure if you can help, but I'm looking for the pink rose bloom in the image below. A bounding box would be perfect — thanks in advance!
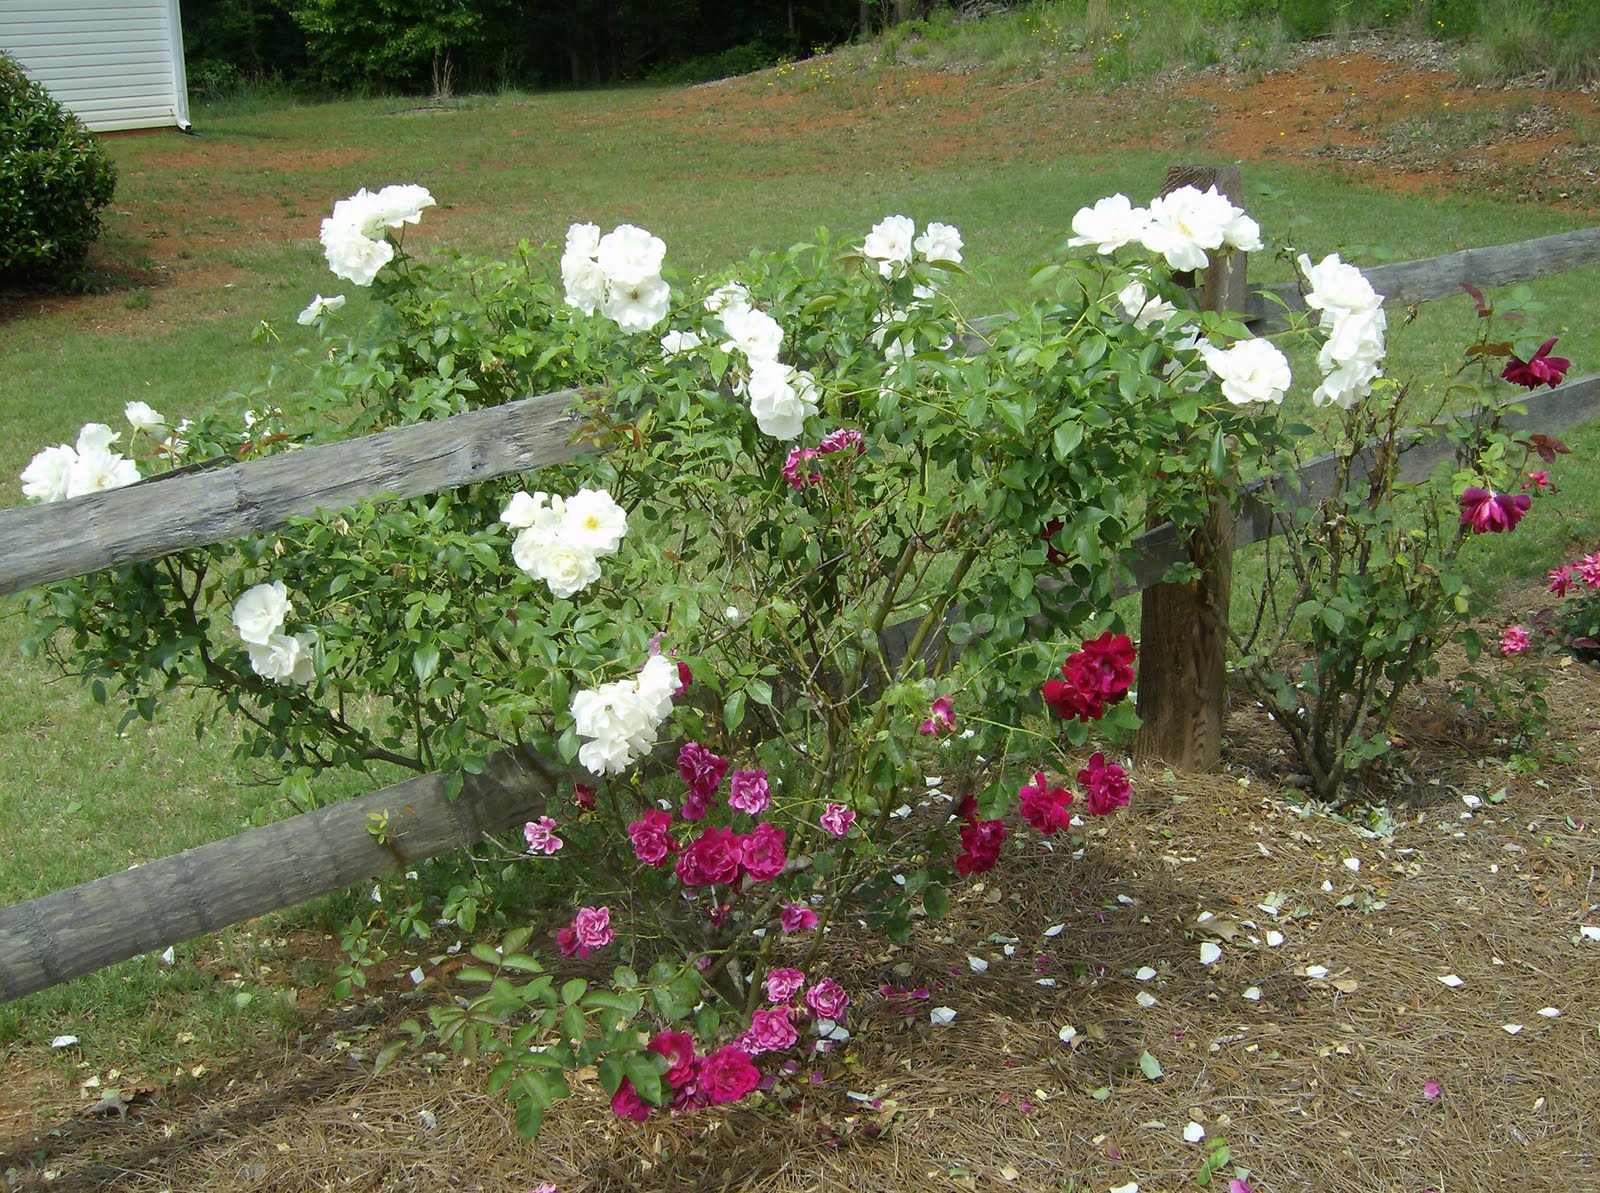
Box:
[677,742,729,818]
[555,924,580,957]
[780,900,819,933]
[805,977,850,1020]
[728,769,771,815]
[817,427,864,455]
[676,660,693,693]
[1459,486,1531,534]
[1018,771,1074,834]
[676,826,743,887]
[746,1006,798,1053]
[573,905,613,951]
[1578,550,1600,587]
[1228,1181,1254,1193]
[611,1078,651,1122]
[1078,752,1131,816]
[523,815,563,855]
[1549,565,1574,597]
[819,801,855,838]
[740,822,788,883]
[1502,336,1571,390]
[532,1184,559,1193]
[1521,469,1553,492]
[573,783,597,810]
[648,1030,698,1090]
[628,809,678,866]
[919,694,956,736]
[782,446,821,490]
[766,966,807,1003]
[1500,624,1532,656]
[698,1045,760,1105]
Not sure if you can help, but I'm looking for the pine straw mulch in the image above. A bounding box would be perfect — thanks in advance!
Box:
[3,656,1599,1193]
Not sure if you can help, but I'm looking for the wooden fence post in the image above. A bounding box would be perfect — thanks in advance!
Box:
[1133,164,1249,771]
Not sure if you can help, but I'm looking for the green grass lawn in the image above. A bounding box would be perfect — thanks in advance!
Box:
[3,50,1599,1063]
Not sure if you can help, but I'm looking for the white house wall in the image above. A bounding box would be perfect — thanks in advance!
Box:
[0,0,190,132]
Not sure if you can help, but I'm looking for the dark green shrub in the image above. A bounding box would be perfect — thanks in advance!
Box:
[0,51,117,288]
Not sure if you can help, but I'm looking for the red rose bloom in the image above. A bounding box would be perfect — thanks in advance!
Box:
[740,822,788,883]
[628,809,678,866]
[676,826,743,887]
[1018,771,1074,834]
[1078,752,1131,816]
[955,818,1006,875]
[1458,486,1531,534]
[648,1030,698,1090]
[1502,337,1571,390]
[698,1046,760,1105]
[611,1078,651,1121]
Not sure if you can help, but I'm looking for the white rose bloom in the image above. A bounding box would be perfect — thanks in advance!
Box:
[1141,185,1240,272]
[247,632,303,683]
[746,360,819,440]
[1298,253,1381,317]
[325,188,387,240]
[162,418,193,460]
[1312,354,1383,409]
[1199,338,1292,405]
[371,184,435,228]
[719,306,785,362]
[66,444,140,498]
[660,329,704,358]
[1067,193,1151,254]
[913,221,963,265]
[596,224,666,286]
[20,444,76,503]
[1223,209,1263,253]
[1117,280,1179,331]
[863,215,916,276]
[531,540,603,599]
[124,401,167,434]
[560,488,628,556]
[561,253,609,315]
[321,225,394,286]
[288,631,318,686]
[500,490,551,530]
[601,272,671,332]
[1321,303,1387,365]
[634,654,680,723]
[565,222,602,258]
[76,423,120,454]
[704,281,751,316]
[572,683,658,775]
[233,581,292,645]
[296,294,346,326]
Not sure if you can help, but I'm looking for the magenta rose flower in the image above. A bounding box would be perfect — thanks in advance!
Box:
[1078,752,1131,816]
[648,1030,698,1090]
[746,1006,798,1053]
[1548,564,1573,596]
[677,742,729,819]
[819,801,855,838]
[628,809,678,866]
[918,694,956,736]
[728,769,771,815]
[955,818,1006,876]
[573,905,613,952]
[1018,771,1074,834]
[611,1078,651,1122]
[1459,486,1531,534]
[740,822,788,883]
[573,782,597,810]
[782,446,821,490]
[676,826,743,887]
[765,966,806,1003]
[1502,336,1571,390]
[1042,631,1136,722]
[555,924,580,957]
[523,815,563,855]
[1576,550,1600,587]
[1500,624,1532,656]
[780,900,819,932]
[698,1045,760,1105]
[804,977,850,1020]
[816,427,864,454]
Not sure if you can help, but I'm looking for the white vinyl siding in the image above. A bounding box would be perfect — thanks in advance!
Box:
[0,0,190,132]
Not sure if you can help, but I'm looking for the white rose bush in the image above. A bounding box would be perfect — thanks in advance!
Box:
[18,180,1569,1133]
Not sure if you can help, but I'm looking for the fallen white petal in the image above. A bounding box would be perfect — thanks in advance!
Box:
[890,804,913,819]
[1135,966,1158,981]
[1503,1023,1524,1034]
[1195,911,1215,923]
[1058,1024,1079,1043]
[1035,977,1058,987]
[1242,986,1262,1001]
[409,966,425,985]
[1537,1007,1561,1018]
[1183,1120,1206,1143]
[50,1035,79,1049]
[1110,1184,1140,1193]
[1044,923,1066,937]
[159,946,176,966]
[1116,894,1135,905]
[968,955,989,972]
[1343,857,1361,871]
[1438,974,1464,988]
[1305,965,1329,978]
[1265,930,1285,948]
[1321,880,1334,893]
[1580,925,1600,942]
[1136,991,1158,1008]
[930,1006,957,1026]
[1200,942,1222,966]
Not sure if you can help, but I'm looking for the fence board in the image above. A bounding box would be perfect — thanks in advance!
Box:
[0,389,588,597]
[1247,225,1600,334]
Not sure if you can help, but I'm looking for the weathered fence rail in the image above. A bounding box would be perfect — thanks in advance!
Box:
[3,185,1599,1004]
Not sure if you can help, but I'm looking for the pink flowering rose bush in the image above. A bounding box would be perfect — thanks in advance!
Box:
[22,179,1573,1136]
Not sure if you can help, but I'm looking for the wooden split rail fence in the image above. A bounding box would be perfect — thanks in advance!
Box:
[2,167,1599,1003]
